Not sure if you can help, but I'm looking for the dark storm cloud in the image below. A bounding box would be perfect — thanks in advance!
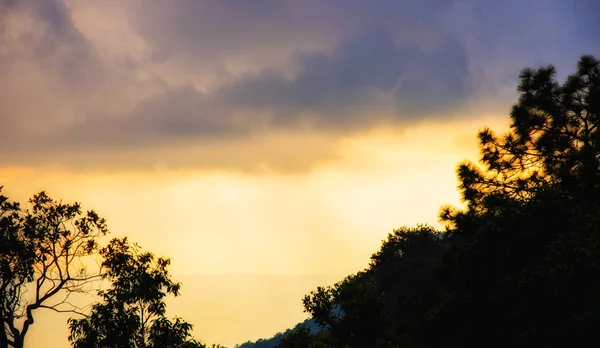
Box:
[0,0,598,171]
[218,28,470,127]
[0,0,103,150]
[130,0,340,69]
[63,86,247,149]
[57,27,469,152]
[27,0,100,91]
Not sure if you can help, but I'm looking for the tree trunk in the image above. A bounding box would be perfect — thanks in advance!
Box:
[12,337,22,348]
[0,318,9,348]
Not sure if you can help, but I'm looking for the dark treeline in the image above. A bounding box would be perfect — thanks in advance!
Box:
[274,55,600,348]
[1,55,599,347]
[233,318,320,348]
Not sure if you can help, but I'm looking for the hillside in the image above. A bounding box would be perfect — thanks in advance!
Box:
[233,318,321,348]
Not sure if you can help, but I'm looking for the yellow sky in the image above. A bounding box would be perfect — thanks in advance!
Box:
[1,116,510,347]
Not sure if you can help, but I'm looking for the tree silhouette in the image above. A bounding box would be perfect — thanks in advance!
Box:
[68,237,203,348]
[285,54,600,348]
[233,318,321,348]
[0,188,108,348]
[428,54,600,347]
[276,325,331,348]
[447,55,600,214]
[298,225,444,348]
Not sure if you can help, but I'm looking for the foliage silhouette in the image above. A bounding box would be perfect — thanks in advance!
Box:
[445,55,600,212]
[0,188,222,347]
[427,54,600,348]
[280,55,600,348]
[233,318,322,348]
[277,325,331,348]
[68,237,206,348]
[0,188,108,348]
[299,225,444,348]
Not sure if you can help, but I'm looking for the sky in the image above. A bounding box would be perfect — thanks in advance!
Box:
[0,0,598,346]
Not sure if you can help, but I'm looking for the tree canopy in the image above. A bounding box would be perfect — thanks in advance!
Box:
[0,189,217,348]
[68,237,205,348]
[0,189,108,348]
[452,55,600,210]
[280,55,600,348]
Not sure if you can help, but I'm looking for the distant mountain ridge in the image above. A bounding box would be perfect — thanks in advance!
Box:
[233,318,321,348]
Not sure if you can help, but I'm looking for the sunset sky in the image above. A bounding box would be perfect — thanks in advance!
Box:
[1,0,599,346]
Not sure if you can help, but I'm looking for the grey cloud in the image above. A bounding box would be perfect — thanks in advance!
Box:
[0,0,102,150]
[28,0,100,91]
[82,87,246,144]
[220,29,416,112]
[391,38,469,114]
[129,87,228,136]
[131,0,344,71]
[1,0,598,172]
[56,86,253,154]
[218,28,470,127]
[572,1,600,52]
[59,27,470,152]
[440,0,594,94]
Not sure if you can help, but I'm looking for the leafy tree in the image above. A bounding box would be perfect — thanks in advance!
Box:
[234,318,321,348]
[292,55,600,348]
[449,55,600,213]
[0,188,108,348]
[68,237,203,348]
[276,325,331,348]
[300,225,444,348]
[425,55,600,347]
[276,326,313,348]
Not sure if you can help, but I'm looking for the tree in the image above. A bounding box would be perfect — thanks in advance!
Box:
[300,225,445,348]
[294,55,600,348]
[425,55,600,347]
[234,318,321,348]
[449,55,600,213]
[0,188,108,348]
[277,325,331,348]
[68,237,202,348]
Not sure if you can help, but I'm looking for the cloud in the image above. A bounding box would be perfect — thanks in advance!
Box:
[51,27,470,153]
[0,0,597,173]
[0,0,99,146]
[217,27,470,127]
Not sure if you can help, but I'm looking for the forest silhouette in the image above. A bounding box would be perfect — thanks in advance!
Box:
[1,55,599,347]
